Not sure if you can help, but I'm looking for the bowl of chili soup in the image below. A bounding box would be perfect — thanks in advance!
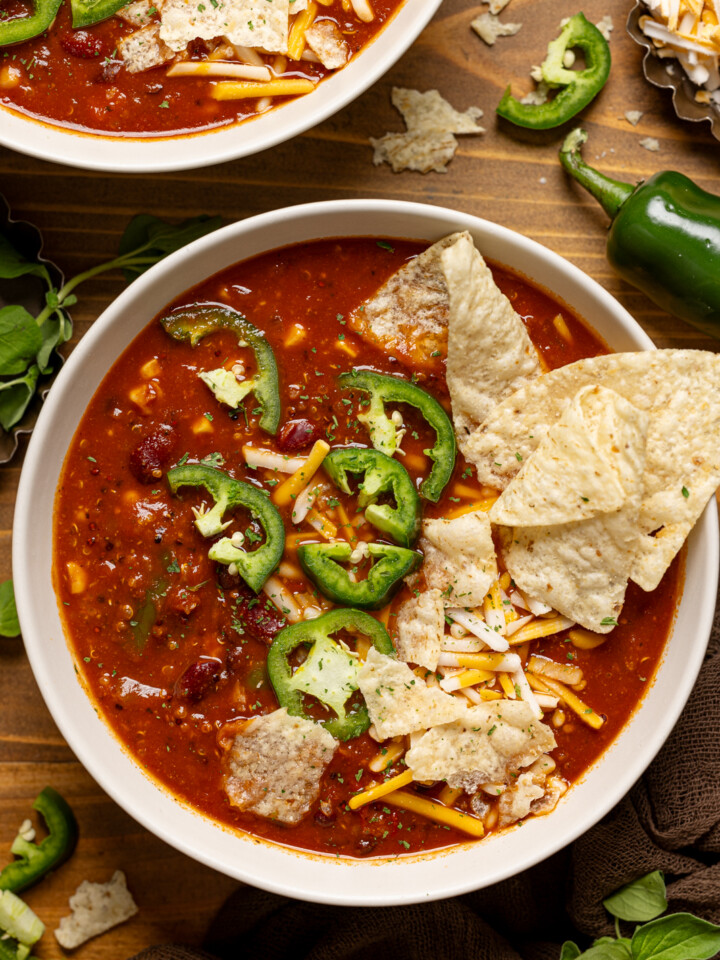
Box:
[0,0,438,172]
[13,199,718,904]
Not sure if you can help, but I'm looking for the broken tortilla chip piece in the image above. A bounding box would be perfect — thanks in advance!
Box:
[490,384,649,527]
[465,350,720,591]
[54,871,138,950]
[406,701,555,792]
[370,87,484,175]
[395,587,445,671]
[347,232,463,370]
[442,232,542,452]
[357,647,466,739]
[223,708,336,824]
[471,12,522,46]
[159,0,290,54]
[420,510,498,608]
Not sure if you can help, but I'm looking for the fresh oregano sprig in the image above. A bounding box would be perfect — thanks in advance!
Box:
[0,212,221,433]
[561,871,720,960]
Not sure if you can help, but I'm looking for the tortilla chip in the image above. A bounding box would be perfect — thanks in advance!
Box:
[223,709,336,824]
[465,350,720,591]
[347,233,462,369]
[118,23,172,72]
[420,510,498,608]
[395,588,445,671]
[370,88,484,175]
[159,0,290,54]
[357,647,466,739]
[499,508,642,633]
[489,384,649,527]
[405,701,555,793]
[443,232,541,452]
[471,12,522,45]
[55,871,138,950]
[304,20,348,69]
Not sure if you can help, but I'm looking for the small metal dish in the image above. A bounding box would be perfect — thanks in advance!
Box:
[0,194,65,464]
[627,1,720,140]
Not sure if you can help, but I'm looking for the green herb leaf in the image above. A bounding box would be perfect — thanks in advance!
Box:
[631,913,720,960]
[0,232,50,282]
[0,580,20,637]
[600,617,618,626]
[575,941,631,960]
[603,871,667,922]
[117,214,222,282]
[0,305,43,376]
[560,942,581,960]
[0,365,40,430]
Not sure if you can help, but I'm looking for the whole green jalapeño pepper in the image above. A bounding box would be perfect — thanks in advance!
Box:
[161,304,281,434]
[167,463,284,592]
[0,0,62,46]
[323,447,421,548]
[298,541,421,610]
[560,128,720,338]
[0,788,78,894]
[497,13,611,130]
[267,608,394,740]
[338,369,456,503]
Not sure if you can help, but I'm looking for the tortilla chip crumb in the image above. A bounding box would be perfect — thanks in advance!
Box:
[471,11,522,46]
[595,14,613,41]
[487,0,512,12]
[55,871,138,949]
[370,87,484,175]
[624,110,643,126]
[639,137,661,152]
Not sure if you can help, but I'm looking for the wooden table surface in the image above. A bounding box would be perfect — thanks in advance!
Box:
[1,0,718,955]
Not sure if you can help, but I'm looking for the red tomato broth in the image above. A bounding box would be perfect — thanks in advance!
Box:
[53,237,682,859]
[0,0,402,136]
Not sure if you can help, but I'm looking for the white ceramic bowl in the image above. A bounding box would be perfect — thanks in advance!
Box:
[0,0,440,173]
[13,200,718,905]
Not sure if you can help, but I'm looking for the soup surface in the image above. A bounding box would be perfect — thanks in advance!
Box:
[0,0,402,136]
[53,237,681,859]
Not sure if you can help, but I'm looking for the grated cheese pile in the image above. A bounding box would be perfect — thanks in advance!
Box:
[640,0,720,101]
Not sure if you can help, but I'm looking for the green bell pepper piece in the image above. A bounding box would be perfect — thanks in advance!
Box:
[0,0,61,46]
[161,304,281,434]
[497,13,611,130]
[70,0,132,27]
[560,127,720,338]
[298,541,421,610]
[322,447,421,548]
[167,463,284,592]
[338,370,455,502]
[267,608,394,740]
[0,788,78,894]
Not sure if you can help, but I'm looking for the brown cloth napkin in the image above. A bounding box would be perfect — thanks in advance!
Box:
[131,580,720,960]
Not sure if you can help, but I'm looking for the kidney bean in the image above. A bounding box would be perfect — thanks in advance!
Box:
[129,427,176,483]
[175,658,222,702]
[236,588,288,644]
[97,59,122,83]
[276,419,319,453]
[60,31,105,59]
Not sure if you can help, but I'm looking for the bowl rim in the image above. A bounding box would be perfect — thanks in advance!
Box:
[0,0,442,173]
[13,198,719,905]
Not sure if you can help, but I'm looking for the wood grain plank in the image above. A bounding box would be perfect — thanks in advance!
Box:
[1,0,719,956]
